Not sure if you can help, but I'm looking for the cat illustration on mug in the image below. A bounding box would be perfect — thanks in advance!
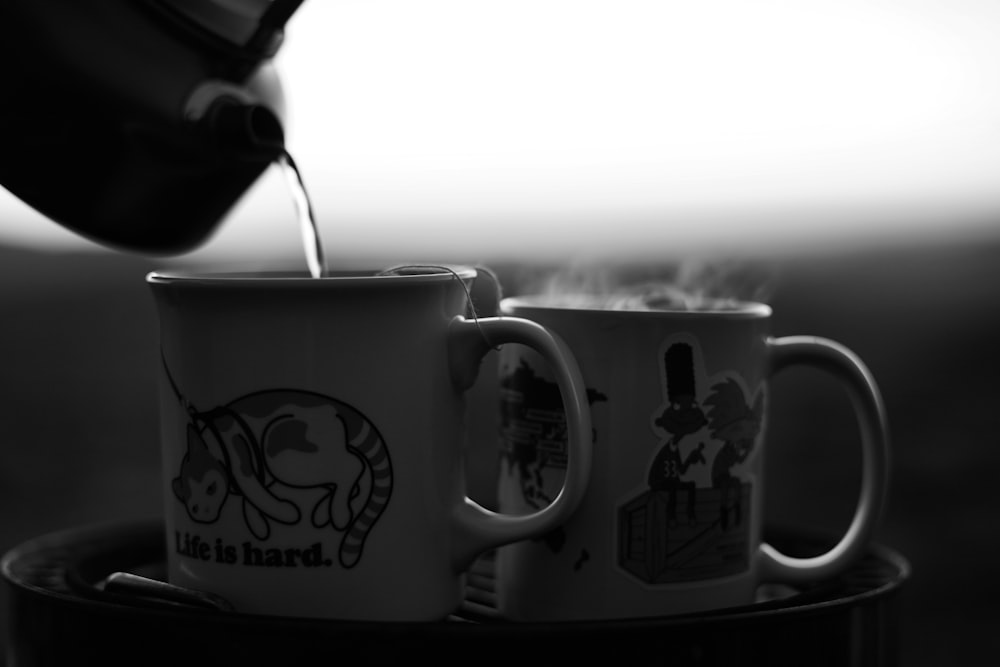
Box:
[165,358,393,569]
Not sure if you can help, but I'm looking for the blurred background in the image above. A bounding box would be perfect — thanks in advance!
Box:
[2,1,999,664]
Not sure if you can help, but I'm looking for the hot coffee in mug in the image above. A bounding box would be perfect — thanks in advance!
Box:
[147,267,593,621]
[496,294,889,621]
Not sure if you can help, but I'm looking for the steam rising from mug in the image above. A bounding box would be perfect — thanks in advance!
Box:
[522,258,779,311]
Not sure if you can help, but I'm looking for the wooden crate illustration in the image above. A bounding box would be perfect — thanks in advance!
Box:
[618,484,751,584]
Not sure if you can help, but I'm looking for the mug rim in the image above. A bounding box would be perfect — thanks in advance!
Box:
[146,265,478,288]
[500,295,772,318]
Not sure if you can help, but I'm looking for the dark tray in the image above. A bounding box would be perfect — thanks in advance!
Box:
[2,518,909,666]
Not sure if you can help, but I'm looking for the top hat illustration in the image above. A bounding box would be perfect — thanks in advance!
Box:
[664,343,697,402]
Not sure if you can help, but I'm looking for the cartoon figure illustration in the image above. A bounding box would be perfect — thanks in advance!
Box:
[618,336,765,585]
[167,360,392,569]
[499,360,563,513]
[499,358,607,554]
[648,343,707,526]
[704,377,763,529]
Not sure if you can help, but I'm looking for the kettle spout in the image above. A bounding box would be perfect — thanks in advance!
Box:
[207,98,285,161]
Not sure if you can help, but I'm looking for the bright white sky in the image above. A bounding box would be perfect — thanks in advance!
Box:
[2,0,1000,263]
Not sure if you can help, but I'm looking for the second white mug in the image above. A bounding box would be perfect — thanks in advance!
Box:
[496,295,889,621]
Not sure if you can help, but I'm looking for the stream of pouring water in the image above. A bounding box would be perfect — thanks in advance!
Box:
[276,149,776,307]
[278,150,327,278]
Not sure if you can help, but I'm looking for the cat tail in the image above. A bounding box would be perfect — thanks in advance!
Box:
[339,418,392,569]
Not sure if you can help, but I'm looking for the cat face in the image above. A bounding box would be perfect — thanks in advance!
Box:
[172,424,229,523]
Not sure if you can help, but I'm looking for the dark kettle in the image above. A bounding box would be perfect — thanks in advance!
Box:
[0,0,305,255]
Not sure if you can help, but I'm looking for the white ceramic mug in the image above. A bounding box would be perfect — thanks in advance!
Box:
[147,267,592,621]
[496,295,889,621]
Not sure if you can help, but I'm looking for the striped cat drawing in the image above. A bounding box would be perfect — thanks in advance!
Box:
[170,387,393,569]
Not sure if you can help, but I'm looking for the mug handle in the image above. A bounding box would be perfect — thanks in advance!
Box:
[447,315,593,571]
[759,335,891,584]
